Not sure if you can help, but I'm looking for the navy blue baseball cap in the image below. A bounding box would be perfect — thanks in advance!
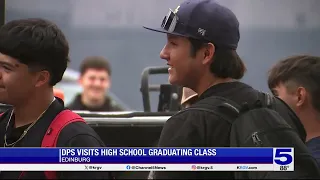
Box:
[143,0,240,50]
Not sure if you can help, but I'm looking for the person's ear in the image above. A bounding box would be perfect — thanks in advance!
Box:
[202,43,215,65]
[34,70,51,87]
[78,76,83,85]
[295,87,307,107]
[106,76,111,89]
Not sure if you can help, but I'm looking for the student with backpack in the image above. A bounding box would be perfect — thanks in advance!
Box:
[144,0,320,179]
[0,18,110,179]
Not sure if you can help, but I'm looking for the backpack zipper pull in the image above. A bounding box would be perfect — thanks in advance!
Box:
[252,132,263,146]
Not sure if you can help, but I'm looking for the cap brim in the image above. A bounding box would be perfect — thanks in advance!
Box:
[143,26,188,38]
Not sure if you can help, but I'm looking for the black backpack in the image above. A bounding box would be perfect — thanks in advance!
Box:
[186,92,320,179]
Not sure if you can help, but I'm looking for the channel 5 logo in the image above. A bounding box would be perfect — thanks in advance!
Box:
[273,148,293,165]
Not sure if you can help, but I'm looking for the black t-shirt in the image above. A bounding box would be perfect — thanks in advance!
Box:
[0,98,110,179]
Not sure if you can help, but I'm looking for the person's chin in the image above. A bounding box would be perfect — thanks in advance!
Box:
[0,93,9,104]
[0,98,11,105]
[89,93,105,100]
[168,76,180,85]
[0,100,8,104]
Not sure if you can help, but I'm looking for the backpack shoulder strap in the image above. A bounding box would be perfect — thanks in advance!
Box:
[42,109,85,179]
[19,110,85,180]
[178,96,240,123]
[42,109,85,147]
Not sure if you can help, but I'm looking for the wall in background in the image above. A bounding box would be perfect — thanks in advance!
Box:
[5,0,320,111]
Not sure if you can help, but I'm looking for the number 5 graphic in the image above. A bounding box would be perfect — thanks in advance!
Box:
[274,149,293,165]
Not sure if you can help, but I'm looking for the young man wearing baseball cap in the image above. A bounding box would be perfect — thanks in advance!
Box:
[144,0,308,179]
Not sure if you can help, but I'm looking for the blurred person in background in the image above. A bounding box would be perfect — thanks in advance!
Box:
[67,56,124,112]
[268,55,320,166]
[181,87,198,108]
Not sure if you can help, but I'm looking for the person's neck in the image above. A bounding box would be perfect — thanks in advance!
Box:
[81,94,105,108]
[299,109,320,142]
[193,74,234,96]
[13,90,54,128]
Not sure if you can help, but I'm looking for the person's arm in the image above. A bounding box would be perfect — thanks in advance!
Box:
[153,110,233,179]
[57,134,112,179]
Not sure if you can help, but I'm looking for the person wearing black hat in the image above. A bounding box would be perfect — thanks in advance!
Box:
[144,0,308,179]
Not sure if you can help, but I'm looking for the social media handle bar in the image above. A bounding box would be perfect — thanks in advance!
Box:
[125,165,167,171]
[273,148,294,171]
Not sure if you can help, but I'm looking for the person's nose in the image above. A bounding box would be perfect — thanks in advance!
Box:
[160,44,170,61]
[93,79,102,87]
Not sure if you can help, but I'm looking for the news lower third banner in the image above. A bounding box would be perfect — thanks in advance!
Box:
[0,148,294,171]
